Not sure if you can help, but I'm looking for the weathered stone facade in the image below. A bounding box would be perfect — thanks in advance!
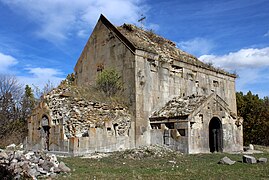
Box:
[27,15,243,155]
[27,84,134,156]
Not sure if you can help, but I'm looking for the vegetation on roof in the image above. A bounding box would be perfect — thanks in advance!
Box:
[117,23,236,77]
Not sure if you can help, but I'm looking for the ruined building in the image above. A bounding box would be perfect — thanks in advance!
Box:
[27,15,243,155]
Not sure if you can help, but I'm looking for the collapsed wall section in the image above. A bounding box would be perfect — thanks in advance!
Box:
[27,85,134,155]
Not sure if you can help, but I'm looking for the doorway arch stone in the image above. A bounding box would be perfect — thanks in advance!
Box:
[209,117,223,152]
[41,115,51,151]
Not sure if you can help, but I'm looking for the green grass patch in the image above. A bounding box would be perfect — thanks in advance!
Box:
[57,152,269,180]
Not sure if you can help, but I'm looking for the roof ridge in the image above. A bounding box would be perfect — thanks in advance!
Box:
[117,22,236,78]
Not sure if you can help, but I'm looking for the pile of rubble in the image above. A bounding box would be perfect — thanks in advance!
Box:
[41,85,131,137]
[151,94,207,118]
[116,145,183,160]
[0,148,70,179]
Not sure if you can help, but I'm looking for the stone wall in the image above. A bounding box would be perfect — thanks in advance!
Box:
[188,95,243,153]
[148,94,243,154]
[134,49,237,147]
[67,15,241,153]
[74,17,136,114]
[27,85,134,155]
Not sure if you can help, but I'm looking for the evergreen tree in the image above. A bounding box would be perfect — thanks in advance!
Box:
[21,85,35,121]
[236,91,269,146]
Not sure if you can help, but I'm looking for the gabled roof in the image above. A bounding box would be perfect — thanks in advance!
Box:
[150,93,232,121]
[116,23,236,77]
[81,14,236,78]
[99,14,136,52]
[118,24,198,63]
[150,94,207,120]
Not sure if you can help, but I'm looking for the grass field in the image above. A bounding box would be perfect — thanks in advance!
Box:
[57,147,269,180]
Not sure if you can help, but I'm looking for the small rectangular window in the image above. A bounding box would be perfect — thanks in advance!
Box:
[171,65,183,77]
[187,73,194,81]
[192,70,197,77]
[177,129,186,136]
[147,59,157,72]
[195,81,199,87]
[213,80,219,87]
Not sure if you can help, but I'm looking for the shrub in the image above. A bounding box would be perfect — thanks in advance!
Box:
[96,69,122,96]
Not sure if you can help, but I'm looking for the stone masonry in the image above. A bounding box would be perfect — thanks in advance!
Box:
[27,14,243,155]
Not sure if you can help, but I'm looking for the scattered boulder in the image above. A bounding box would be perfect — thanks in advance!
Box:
[59,161,71,172]
[53,166,62,173]
[243,155,257,164]
[249,144,254,150]
[0,151,8,159]
[258,158,267,163]
[243,145,263,154]
[41,160,55,171]
[218,156,236,165]
[6,143,16,150]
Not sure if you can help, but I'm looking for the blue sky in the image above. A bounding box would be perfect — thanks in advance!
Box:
[0,0,268,97]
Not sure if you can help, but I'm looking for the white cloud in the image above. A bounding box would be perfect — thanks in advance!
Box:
[26,67,62,78]
[0,52,18,73]
[199,47,269,70]
[0,50,64,89]
[177,38,215,56]
[18,67,64,89]
[199,47,269,97]
[236,68,262,88]
[1,0,147,43]
[235,67,269,97]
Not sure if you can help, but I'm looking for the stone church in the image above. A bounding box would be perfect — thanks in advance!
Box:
[27,15,243,155]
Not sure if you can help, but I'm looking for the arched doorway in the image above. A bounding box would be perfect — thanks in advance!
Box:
[209,117,223,152]
[41,115,51,151]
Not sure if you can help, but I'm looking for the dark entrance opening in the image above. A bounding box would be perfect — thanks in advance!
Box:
[41,115,51,151]
[209,117,223,152]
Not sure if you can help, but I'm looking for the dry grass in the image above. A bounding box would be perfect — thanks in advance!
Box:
[70,85,130,108]
[0,120,27,148]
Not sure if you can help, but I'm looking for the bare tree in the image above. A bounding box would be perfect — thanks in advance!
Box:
[32,80,55,99]
[0,74,23,125]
